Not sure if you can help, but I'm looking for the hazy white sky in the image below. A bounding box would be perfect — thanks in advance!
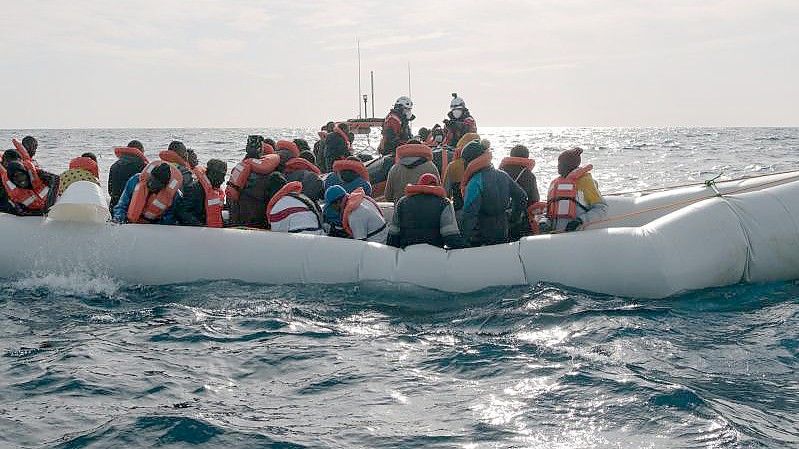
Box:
[2,0,797,128]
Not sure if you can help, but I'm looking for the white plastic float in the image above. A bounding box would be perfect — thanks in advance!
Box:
[0,174,797,299]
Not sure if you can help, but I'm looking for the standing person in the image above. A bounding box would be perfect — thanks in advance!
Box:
[265,173,324,234]
[58,153,100,195]
[387,173,466,249]
[225,137,281,228]
[379,97,414,156]
[539,148,607,233]
[443,93,477,146]
[499,145,540,239]
[383,142,440,204]
[323,186,387,243]
[459,140,527,246]
[109,140,148,210]
[323,123,352,171]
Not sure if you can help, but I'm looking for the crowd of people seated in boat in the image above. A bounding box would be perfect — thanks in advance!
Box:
[0,95,607,248]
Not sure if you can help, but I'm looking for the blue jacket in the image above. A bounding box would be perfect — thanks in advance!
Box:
[324,173,372,196]
[112,174,178,225]
[461,166,527,246]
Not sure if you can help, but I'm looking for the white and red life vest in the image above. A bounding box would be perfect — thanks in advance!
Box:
[546,165,593,220]
[127,162,183,223]
[225,154,281,201]
[0,161,49,210]
[266,181,322,232]
[342,187,384,238]
[194,167,224,228]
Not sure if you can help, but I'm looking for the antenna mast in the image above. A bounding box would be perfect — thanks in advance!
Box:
[407,61,412,98]
[357,37,362,118]
[370,71,375,118]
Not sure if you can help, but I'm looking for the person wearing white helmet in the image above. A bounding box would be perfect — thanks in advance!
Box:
[379,96,415,156]
[443,93,477,146]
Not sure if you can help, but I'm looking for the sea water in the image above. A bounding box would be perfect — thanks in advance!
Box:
[0,127,797,448]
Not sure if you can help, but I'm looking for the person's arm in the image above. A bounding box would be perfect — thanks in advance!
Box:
[460,174,483,244]
[112,175,138,222]
[383,167,396,201]
[529,172,540,204]
[576,177,608,225]
[440,201,467,249]
[360,179,373,196]
[508,175,528,223]
[386,199,402,248]
[172,184,203,226]
[381,128,399,155]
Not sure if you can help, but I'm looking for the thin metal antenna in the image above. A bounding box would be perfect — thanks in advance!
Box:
[357,37,362,118]
[370,71,375,118]
[407,61,412,98]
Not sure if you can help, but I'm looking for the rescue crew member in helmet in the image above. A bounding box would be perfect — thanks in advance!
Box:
[323,185,387,243]
[443,94,477,146]
[387,173,466,249]
[109,140,148,210]
[459,140,527,246]
[379,96,414,156]
[539,148,607,233]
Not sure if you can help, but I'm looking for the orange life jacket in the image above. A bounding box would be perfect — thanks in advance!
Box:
[225,154,281,201]
[127,162,183,223]
[342,187,383,238]
[460,151,493,197]
[499,157,535,171]
[114,147,149,165]
[262,143,275,155]
[284,158,322,175]
[68,156,99,178]
[194,167,224,228]
[332,159,369,182]
[159,150,191,168]
[12,138,32,161]
[275,140,300,158]
[0,162,48,210]
[527,201,547,235]
[265,181,318,227]
[394,143,433,164]
[404,184,447,198]
[546,165,593,220]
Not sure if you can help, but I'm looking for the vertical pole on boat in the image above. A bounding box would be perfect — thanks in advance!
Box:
[370,71,375,118]
[357,37,362,119]
[407,62,412,98]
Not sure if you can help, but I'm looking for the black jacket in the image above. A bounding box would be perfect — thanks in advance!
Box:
[173,165,205,226]
[108,155,146,210]
[387,193,465,249]
[324,133,350,171]
[461,166,527,246]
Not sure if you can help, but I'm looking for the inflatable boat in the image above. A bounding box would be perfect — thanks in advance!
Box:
[1,171,797,299]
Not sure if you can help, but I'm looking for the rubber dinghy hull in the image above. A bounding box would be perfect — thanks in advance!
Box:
[0,177,797,298]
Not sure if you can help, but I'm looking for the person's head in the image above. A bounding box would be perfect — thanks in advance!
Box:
[294,139,311,153]
[418,127,430,141]
[432,126,445,144]
[510,145,529,159]
[168,141,188,161]
[557,147,583,177]
[263,138,276,150]
[81,152,98,162]
[340,169,358,183]
[21,136,38,157]
[127,140,144,151]
[265,171,287,198]
[337,123,349,134]
[394,96,413,119]
[456,133,481,153]
[450,93,467,119]
[299,150,316,164]
[2,149,20,167]
[277,149,293,165]
[325,121,335,133]
[206,159,227,189]
[461,140,486,166]
[418,173,440,186]
[324,185,348,211]
[6,161,31,189]
[407,139,422,145]
[246,135,264,156]
[186,149,198,168]
[147,163,171,193]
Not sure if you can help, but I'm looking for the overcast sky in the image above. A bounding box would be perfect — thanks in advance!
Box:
[2,0,797,128]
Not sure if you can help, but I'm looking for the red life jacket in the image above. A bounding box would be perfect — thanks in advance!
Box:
[332,159,369,182]
[0,162,48,210]
[460,151,493,197]
[114,147,149,165]
[159,150,191,168]
[266,181,311,225]
[527,201,547,235]
[225,154,281,201]
[68,156,99,178]
[394,143,433,164]
[342,187,383,238]
[284,158,322,175]
[404,184,447,198]
[12,138,32,161]
[499,157,535,171]
[333,124,352,150]
[194,167,224,228]
[262,143,275,155]
[546,165,593,220]
[444,116,477,146]
[275,140,301,158]
[127,162,183,223]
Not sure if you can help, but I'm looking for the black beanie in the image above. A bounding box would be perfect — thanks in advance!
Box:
[510,145,529,159]
[461,140,485,165]
[265,171,287,197]
[151,163,171,185]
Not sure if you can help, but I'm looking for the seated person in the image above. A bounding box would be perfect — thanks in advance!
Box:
[539,148,607,233]
[323,185,387,243]
[225,137,280,228]
[265,172,323,234]
[387,173,466,249]
[0,160,49,216]
[192,159,228,228]
[113,162,182,225]
[383,141,440,204]
[499,145,540,239]
[324,157,372,195]
[58,153,100,195]
[109,140,148,210]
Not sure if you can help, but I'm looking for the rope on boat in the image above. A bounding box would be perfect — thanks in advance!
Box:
[604,167,799,197]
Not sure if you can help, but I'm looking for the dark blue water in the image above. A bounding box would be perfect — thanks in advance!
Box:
[2,275,797,448]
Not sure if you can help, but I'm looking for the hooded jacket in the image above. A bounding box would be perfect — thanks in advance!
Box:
[382,157,440,203]
[109,154,147,210]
